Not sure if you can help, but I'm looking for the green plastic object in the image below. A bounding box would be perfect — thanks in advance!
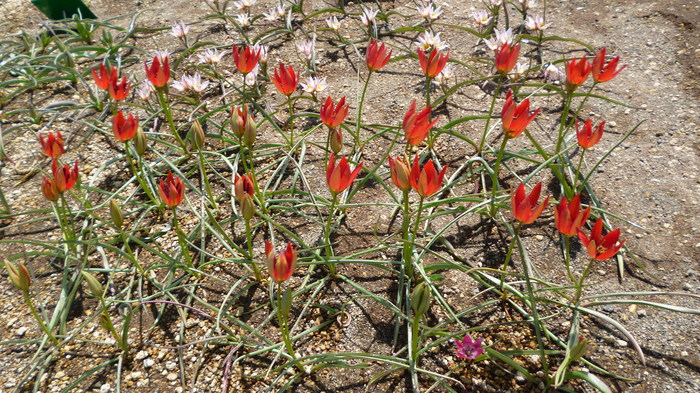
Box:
[31,0,97,20]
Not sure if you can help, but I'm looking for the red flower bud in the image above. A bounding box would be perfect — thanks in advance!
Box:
[366,40,392,72]
[388,156,411,192]
[38,131,64,158]
[403,100,439,146]
[565,56,591,92]
[554,194,591,237]
[41,176,59,201]
[51,159,79,192]
[158,171,185,207]
[320,96,349,129]
[511,182,549,224]
[92,63,113,91]
[591,48,626,83]
[409,155,447,198]
[326,153,363,196]
[501,90,539,138]
[495,43,520,75]
[145,55,170,88]
[271,62,298,96]
[576,119,605,149]
[418,48,449,78]
[266,240,297,283]
[113,111,139,142]
[232,45,260,75]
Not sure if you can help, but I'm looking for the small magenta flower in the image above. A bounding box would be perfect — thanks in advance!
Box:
[454,334,484,360]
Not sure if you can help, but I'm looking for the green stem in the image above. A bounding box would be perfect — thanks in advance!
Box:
[425,77,432,108]
[572,149,586,192]
[172,208,193,270]
[287,96,295,150]
[489,136,509,216]
[478,79,502,153]
[574,258,596,304]
[409,197,425,276]
[325,194,339,276]
[124,142,159,207]
[411,312,420,363]
[515,233,550,383]
[23,290,59,346]
[554,94,572,159]
[197,150,217,209]
[245,218,262,282]
[563,235,575,284]
[355,71,372,152]
[400,190,413,278]
[276,283,304,373]
[157,88,187,153]
[499,223,522,293]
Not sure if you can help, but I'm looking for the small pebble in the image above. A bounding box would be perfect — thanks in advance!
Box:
[166,373,178,381]
[637,309,647,318]
[100,383,111,393]
[616,339,628,347]
[682,283,692,291]
[603,305,615,313]
[165,361,177,370]
[135,350,149,360]
[681,351,689,357]
[143,359,155,368]
[515,371,527,385]
[15,326,28,337]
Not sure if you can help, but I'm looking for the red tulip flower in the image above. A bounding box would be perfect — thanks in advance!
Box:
[234,173,255,201]
[554,194,591,237]
[108,75,130,101]
[145,55,170,88]
[576,119,605,149]
[410,155,447,198]
[232,45,260,75]
[234,173,256,220]
[92,64,114,90]
[41,176,59,201]
[51,159,79,192]
[266,240,297,283]
[271,63,298,96]
[388,156,411,192]
[366,40,392,72]
[577,218,626,260]
[158,171,185,207]
[113,111,139,142]
[511,182,549,224]
[320,96,349,129]
[495,43,520,74]
[565,56,591,91]
[403,100,439,146]
[326,153,363,196]
[39,131,64,158]
[501,90,540,138]
[591,48,626,83]
[418,48,449,78]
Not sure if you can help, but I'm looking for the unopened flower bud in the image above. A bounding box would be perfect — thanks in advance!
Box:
[411,282,431,318]
[330,128,343,154]
[240,194,256,221]
[134,126,148,156]
[81,271,104,298]
[110,199,124,229]
[187,119,205,150]
[569,338,589,363]
[6,259,31,292]
[242,112,257,148]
